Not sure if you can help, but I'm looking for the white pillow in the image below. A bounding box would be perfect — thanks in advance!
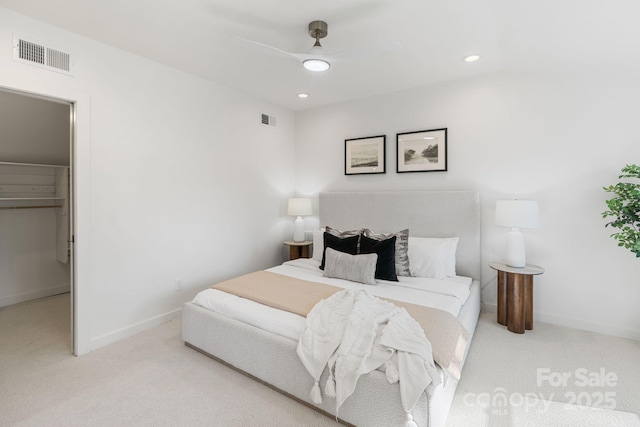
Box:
[322,248,378,286]
[408,237,459,279]
[312,229,325,262]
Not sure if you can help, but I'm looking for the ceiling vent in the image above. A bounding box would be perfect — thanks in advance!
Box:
[261,113,276,127]
[12,35,74,76]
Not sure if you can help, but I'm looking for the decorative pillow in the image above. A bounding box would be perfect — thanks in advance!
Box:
[323,248,378,286]
[363,228,410,277]
[312,229,325,262]
[360,235,398,281]
[323,225,363,257]
[319,233,360,270]
[325,226,362,238]
[408,237,459,279]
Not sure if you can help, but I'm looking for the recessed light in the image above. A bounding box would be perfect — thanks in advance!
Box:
[297,93,309,99]
[463,54,480,62]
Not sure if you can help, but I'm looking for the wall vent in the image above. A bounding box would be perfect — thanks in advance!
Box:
[13,35,74,75]
[260,113,276,127]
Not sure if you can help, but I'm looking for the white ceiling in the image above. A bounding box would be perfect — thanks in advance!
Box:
[2,0,639,111]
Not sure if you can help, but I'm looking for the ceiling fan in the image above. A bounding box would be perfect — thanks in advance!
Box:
[235,20,401,72]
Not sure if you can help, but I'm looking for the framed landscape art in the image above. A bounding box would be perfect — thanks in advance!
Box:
[396,128,447,173]
[345,135,386,175]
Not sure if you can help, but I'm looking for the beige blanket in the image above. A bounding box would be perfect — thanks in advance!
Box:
[212,271,342,317]
[211,270,470,379]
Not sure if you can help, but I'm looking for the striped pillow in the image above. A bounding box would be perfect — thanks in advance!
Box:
[323,248,378,286]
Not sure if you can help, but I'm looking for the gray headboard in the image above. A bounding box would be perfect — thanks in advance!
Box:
[319,191,480,281]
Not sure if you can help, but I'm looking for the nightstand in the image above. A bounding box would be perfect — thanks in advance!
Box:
[489,261,545,334]
[283,240,313,260]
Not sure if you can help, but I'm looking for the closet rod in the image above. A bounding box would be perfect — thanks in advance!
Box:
[0,205,61,210]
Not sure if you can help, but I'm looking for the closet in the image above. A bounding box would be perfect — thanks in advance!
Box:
[0,89,72,314]
[0,162,70,306]
[0,161,69,252]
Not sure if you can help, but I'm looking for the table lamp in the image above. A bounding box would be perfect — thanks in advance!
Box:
[288,198,312,242]
[495,200,539,268]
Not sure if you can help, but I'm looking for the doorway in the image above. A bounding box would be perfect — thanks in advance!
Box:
[0,87,75,353]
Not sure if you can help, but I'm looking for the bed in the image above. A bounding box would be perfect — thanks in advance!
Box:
[182,191,481,427]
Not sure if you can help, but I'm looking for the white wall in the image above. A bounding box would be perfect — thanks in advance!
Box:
[1,7,296,353]
[295,71,640,340]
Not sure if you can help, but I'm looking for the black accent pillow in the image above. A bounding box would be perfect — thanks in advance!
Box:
[320,232,360,270]
[360,235,398,281]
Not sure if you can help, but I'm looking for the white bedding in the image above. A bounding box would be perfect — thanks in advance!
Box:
[191,258,472,342]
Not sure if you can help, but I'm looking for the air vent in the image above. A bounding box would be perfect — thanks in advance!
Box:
[17,39,44,64]
[261,113,276,127]
[13,35,74,75]
[47,47,70,71]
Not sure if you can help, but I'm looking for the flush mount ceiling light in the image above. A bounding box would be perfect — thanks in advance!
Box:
[463,54,481,62]
[297,93,309,98]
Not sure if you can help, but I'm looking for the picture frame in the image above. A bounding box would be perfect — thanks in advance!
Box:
[396,128,447,173]
[345,135,386,175]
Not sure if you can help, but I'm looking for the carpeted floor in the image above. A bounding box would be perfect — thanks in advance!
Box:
[1,294,639,426]
[447,310,640,426]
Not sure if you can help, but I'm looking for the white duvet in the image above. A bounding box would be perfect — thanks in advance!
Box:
[191,258,471,341]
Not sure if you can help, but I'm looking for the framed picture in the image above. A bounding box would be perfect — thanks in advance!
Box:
[345,135,386,175]
[396,128,447,173]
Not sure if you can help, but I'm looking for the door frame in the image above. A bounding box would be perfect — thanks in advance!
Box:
[0,81,91,356]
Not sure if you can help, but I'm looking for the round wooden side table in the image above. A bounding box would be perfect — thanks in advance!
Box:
[489,261,545,334]
[283,240,313,260]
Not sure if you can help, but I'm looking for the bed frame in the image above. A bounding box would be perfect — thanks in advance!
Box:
[182,191,481,427]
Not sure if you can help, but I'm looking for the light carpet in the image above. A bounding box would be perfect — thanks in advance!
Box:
[1,294,639,426]
[447,311,640,427]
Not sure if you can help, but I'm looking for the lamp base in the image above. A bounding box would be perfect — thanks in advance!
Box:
[293,216,305,242]
[505,228,526,268]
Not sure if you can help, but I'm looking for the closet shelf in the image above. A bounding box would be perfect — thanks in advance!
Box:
[0,162,68,210]
[0,161,68,168]
[0,197,65,210]
[0,197,65,201]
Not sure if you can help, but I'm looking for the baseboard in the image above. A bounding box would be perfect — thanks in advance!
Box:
[483,302,640,341]
[88,308,182,353]
[0,284,70,308]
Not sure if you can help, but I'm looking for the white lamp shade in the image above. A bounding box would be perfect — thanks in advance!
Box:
[287,198,312,216]
[495,200,539,229]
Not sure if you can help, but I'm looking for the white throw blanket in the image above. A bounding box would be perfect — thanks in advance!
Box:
[296,289,441,427]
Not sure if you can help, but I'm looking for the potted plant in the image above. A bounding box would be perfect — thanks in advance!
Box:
[602,164,640,257]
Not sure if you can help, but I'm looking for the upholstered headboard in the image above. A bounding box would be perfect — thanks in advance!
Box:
[319,191,480,281]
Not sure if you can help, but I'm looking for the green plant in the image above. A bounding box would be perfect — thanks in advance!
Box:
[602,164,640,257]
